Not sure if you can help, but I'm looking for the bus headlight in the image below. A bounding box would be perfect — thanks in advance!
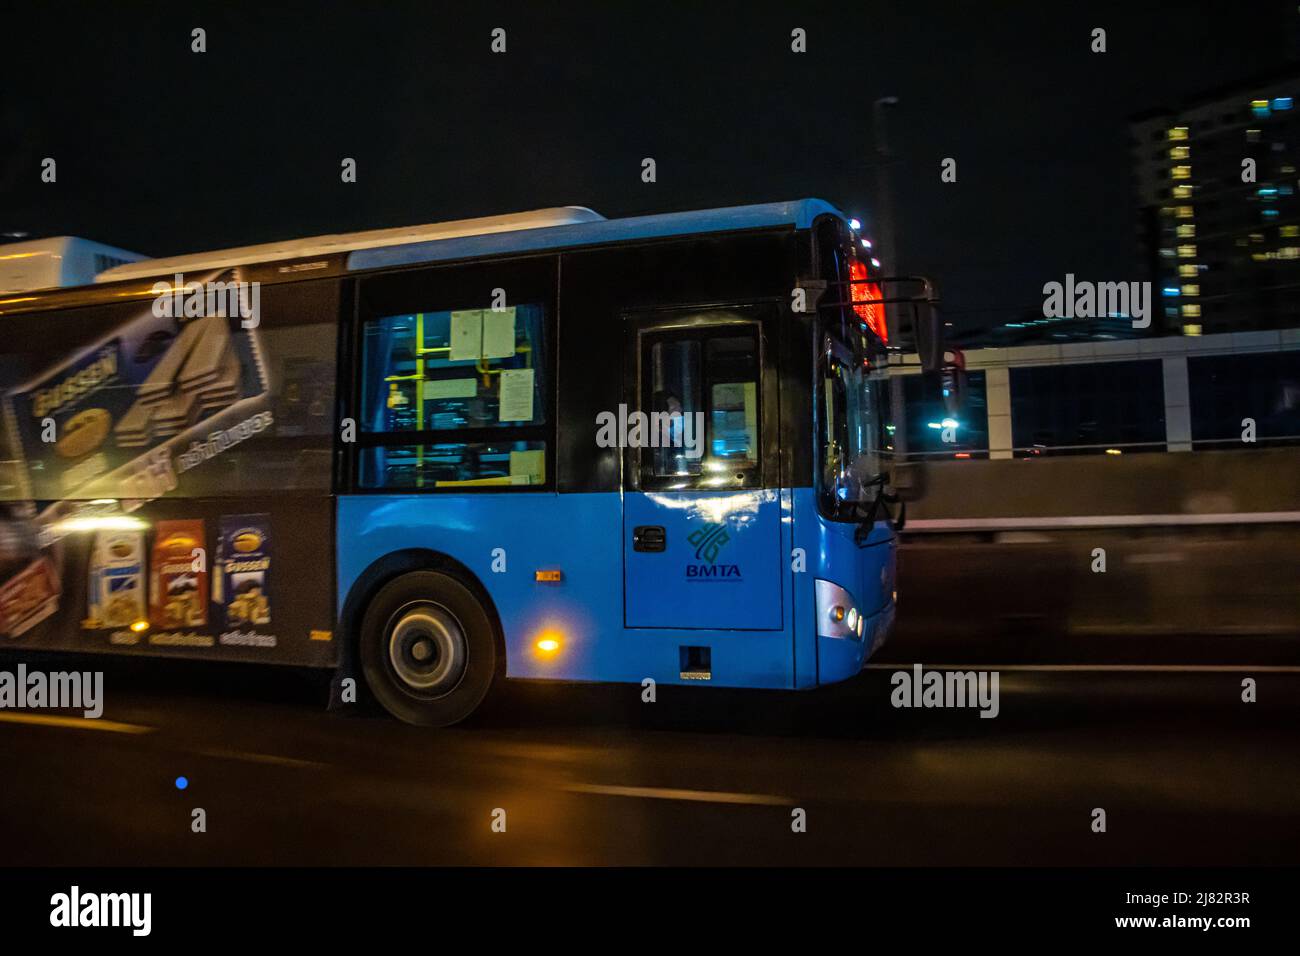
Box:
[815,579,862,640]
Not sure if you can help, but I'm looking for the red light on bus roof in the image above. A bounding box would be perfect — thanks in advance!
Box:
[848,257,887,343]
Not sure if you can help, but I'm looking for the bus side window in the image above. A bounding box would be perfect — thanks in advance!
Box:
[356,298,550,491]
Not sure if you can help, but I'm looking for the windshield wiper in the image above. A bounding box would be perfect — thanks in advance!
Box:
[852,473,905,543]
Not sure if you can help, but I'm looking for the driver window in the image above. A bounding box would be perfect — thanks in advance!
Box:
[639,324,762,490]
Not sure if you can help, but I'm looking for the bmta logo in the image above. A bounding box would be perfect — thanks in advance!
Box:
[685,523,741,580]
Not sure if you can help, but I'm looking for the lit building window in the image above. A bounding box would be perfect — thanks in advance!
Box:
[1176,205,1194,218]
[1172,165,1192,180]
[1181,284,1200,296]
[1183,324,1203,336]
[1169,146,1190,160]
[1177,244,1197,257]
[1181,304,1201,317]
[1179,264,1198,277]
[1273,97,1293,111]
[1173,185,1193,198]
[1177,224,1196,238]
[1247,129,1261,143]
[1168,127,1189,141]
[1252,99,1271,118]
[1282,225,1300,237]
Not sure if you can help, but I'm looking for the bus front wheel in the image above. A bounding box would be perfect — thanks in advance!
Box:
[359,570,498,726]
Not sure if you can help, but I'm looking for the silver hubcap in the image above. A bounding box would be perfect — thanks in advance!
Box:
[387,602,467,696]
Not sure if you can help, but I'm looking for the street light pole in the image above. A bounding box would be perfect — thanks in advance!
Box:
[872,96,900,280]
[872,96,909,462]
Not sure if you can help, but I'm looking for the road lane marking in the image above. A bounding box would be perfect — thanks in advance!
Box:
[863,663,1300,673]
[194,747,327,769]
[904,511,1300,532]
[566,783,790,805]
[0,712,153,734]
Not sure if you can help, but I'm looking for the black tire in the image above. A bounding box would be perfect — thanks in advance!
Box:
[359,570,498,726]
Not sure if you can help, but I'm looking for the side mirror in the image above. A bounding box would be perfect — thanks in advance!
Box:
[912,299,944,373]
[877,275,942,372]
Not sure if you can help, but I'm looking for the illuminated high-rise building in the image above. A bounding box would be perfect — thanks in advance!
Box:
[1132,73,1300,335]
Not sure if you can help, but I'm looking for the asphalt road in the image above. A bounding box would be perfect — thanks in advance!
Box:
[2,651,1298,866]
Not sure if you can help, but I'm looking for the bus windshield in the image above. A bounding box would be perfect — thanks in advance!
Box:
[816,215,891,521]
[819,331,889,519]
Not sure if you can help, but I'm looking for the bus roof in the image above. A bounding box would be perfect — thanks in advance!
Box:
[346,198,845,273]
[0,237,146,293]
[93,198,846,284]
[95,206,605,283]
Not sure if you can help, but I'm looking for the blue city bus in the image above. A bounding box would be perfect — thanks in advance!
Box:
[0,199,937,725]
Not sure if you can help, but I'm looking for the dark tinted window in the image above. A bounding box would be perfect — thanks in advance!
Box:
[1010,360,1165,456]
[0,277,338,501]
[1190,351,1300,447]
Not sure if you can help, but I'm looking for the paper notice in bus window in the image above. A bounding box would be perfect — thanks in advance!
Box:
[509,449,545,484]
[481,308,517,359]
[497,368,534,421]
[422,378,478,401]
[448,310,483,361]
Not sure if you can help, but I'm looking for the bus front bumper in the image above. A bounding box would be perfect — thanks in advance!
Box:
[816,600,895,686]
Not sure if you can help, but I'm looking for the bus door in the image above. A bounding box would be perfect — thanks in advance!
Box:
[621,305,784,631]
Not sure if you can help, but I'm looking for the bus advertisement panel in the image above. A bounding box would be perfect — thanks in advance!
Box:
[0,272,338,665]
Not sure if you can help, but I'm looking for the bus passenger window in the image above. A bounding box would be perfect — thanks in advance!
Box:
[357,301,549,491]
[360,305,547,434]
[358,440,546,490]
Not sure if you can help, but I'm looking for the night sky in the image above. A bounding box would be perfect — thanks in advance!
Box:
[4,1,1299,331]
